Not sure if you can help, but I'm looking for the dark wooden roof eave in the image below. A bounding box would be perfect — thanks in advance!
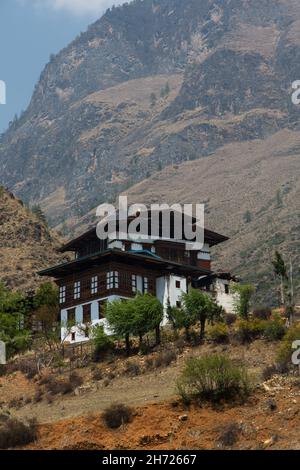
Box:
[38,249,211,279]
[59,227,229,253]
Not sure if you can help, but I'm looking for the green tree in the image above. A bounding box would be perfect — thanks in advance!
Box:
[231,284,255,320]
[243,210,252,224]
[33,283,60,350]
[167,304,196,340]
[31,205,48,226]
[0,284,32,357]
[276,189,283,208]
[150,92,157,107]
[181,289,220,339]
[133,293,163,346]
[106,299,136,355]
[272,251,288,306]
[160,82,170,98]
[107,294,164,354]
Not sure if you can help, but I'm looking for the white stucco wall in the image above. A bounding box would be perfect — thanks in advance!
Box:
[214,279,237,314]
[61,295,126,344]
[156,274,188,325]
[0,341,6,365]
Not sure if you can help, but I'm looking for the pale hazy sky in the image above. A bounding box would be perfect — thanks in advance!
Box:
[0,0,124,133]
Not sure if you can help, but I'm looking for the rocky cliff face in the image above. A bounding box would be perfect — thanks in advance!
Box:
[0,0,300,300]
[0,188,67,293]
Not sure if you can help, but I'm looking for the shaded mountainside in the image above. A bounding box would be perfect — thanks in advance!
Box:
[0,0,300,300]
[0,188,67,293]
[124,131,300,304]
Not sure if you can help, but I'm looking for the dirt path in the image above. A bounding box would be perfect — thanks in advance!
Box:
[14,365,182,423]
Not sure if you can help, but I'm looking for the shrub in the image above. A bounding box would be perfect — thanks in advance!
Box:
[218,422,241,447]
[208,323,229,344]
[33,389,43,403]
[102,403,133,429]
[139,342,151,355]
[155,350,177,368]
[235,319,267,343]
[262,365,278,381]
[0,417,38,449]
[106,371,116,381]
[277,324,300,367]
[91,368,103,381]
[0,365,7,377]
[263,319,286,342]
[124,361,141,377]
[92,325,115,361]
[44,376,74,395]
[69,372,83,389]
[225,314,237,326]
[145,357,154,370]
[252,307,272,320]
[175,337,186,353]
[177,354,251,403]
[11,358,38,380]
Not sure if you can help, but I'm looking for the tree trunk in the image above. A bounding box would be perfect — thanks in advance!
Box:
[280,276,285,306]
[125,334,130,356]
[139,333,143,348]
[200,317,206,340]
[185,327,190,342]
[155,325,161,345]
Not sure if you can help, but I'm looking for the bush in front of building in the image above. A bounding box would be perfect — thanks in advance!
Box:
[234,319,268,343]
[177,354,251,404]
[207,323,230,344]
[263,317,286,342]
[167,304,197,341]
[252,306,272,320]
[92,324,115,361]
[224,313,237,326]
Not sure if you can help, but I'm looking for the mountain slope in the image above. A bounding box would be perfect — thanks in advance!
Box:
[124,129,300,303]
[0,188,67,293]
[2,0,300,225]
[0,0,300,300]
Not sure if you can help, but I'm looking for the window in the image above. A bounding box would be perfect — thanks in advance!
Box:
[132,274,137,293]
[225,284,230,295]
[74,281,81,300]
[175,280,181,289]
[83,304,91,324]
[67,308,76,324]
[143,277,149,293]
[91,276,98,295]
[107,271,119,290]
[176,301,182,308]
[59,286,66,304]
